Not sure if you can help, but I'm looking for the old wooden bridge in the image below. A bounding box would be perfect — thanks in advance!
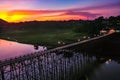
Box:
[0,32,120,80]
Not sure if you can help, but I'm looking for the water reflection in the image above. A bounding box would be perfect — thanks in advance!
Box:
[89,60,120,80]
[0,39,46,60]
[70,45,120,80]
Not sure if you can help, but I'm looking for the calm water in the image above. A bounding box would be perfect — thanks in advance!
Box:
[89,59,120,80]
[0,39,120,80]
[0,39,46,60]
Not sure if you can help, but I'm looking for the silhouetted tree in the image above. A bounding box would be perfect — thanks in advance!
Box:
[0,19,8,33]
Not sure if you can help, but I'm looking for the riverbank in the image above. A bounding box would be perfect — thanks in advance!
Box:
[0,30,90,48]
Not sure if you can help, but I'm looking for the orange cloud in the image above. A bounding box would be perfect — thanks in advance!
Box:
[8,10,45,16]
[0,10,66,22]
[36,15,86,21]
[0,9,97,22]
[0,5,12,10]
[0,10,98,22]
[0,1,119,22]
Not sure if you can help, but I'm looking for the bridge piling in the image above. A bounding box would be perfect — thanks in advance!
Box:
[0,67,5,80]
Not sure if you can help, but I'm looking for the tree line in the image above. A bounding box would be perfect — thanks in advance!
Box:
[0,15,120,35]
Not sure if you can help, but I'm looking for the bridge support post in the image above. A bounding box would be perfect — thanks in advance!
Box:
[0,67,5,80]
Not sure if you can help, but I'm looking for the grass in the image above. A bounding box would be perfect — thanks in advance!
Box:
[0,29,89,48]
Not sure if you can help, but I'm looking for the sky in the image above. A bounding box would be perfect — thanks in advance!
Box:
[0,0,120,22]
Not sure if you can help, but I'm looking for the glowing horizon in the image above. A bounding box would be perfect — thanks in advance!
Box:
[0,0,120,22]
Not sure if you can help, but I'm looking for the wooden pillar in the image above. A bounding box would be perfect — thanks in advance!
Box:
[0,67,5,80]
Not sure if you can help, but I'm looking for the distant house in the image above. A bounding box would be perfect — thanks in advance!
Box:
[100,28,115,35]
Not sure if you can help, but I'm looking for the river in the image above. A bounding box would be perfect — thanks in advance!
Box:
[0,39,120,80]
[0,39,46,60]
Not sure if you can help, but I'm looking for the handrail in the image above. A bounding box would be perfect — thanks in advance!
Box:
[0,33,112,67]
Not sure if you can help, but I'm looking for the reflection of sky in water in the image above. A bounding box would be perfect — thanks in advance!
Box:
[0,39,45,60]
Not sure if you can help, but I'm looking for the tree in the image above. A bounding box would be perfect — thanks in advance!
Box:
[0,19,8,33]
[73,21,99,35]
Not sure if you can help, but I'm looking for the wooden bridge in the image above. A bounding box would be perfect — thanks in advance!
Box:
[0,32,119,80]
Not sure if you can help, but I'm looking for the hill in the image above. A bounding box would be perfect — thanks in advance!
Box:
[0,19,8,25]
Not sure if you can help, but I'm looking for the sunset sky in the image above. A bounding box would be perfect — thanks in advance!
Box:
[0,0,120,22]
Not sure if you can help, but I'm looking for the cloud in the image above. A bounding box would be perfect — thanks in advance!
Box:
[7,9,100,16]
[0,0,36,10]
[3,2,120,16]
[8,10,45,16]
[61,11,100,18]
[0,2,119,22]
[67,2,120,11]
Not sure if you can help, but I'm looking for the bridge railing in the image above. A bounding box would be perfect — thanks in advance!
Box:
[0,33,113,80]
[0,33,110,67]
[0,49,98,80]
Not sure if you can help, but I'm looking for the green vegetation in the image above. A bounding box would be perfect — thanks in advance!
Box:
[1,30,88,48]
[0,16,120,48]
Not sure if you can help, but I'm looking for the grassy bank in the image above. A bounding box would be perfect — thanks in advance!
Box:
[0,30,89,48]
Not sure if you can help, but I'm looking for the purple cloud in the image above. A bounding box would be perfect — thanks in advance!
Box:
[67,2,120,11]
[62,11,101,17]
[7,2,119,20]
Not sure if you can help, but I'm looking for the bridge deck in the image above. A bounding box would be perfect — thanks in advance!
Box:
[52,34,110,50]
[0,33,116,67]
